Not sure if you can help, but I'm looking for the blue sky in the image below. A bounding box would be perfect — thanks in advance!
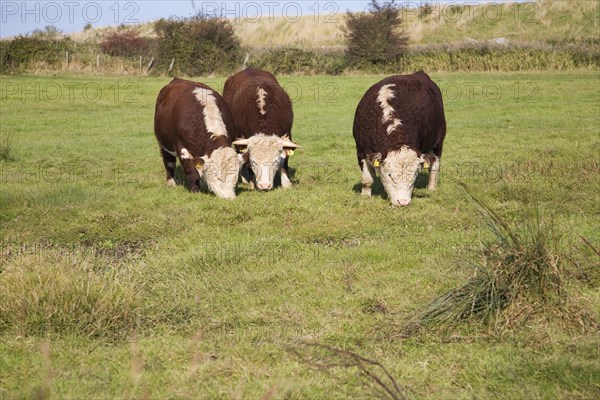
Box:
[0,1,526,38]
[0,1,372,38]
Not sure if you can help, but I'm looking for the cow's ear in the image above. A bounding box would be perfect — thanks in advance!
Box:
[419,154,434,170]
[366,153,382,168]
[193,157,205,169]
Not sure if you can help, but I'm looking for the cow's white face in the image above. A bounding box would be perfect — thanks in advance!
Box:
[199,147,243,199]
[379,146,424,206]
[232,134,300,191]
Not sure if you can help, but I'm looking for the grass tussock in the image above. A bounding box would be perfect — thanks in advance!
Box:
[0,249,140,339]
[406,184,598,335]
[0,132,15,162]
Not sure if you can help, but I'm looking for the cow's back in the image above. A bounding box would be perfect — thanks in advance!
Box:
[353,71,446,163]
[154,78,235,156]
[223,68,294,140]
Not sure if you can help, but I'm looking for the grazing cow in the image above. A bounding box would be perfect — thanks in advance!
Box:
[154,78,245,199]
[353,71,446,206]
[223,68,300,191]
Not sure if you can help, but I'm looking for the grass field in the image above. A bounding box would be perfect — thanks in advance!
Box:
[1,71,599,399]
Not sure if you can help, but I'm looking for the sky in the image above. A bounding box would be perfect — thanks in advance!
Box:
[0,0,527,38]
[0,1,370,38]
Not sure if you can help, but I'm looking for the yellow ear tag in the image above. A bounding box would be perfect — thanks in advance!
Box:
[286,149,294,156]
[373,160,380,168]
[423,161,430,169]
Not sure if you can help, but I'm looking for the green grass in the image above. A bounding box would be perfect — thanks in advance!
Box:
[1,71,599,399]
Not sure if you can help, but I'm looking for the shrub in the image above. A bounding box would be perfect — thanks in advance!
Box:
[31,25,63,40]
[344,0,408,66]
[418,3,433,20]
[154,15,242,76]
[249,47,347,75]
[0,35,74,72]
[100,30,150,57]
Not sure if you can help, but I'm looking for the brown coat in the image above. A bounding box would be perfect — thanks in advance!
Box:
[353,71,446,166]
[223,68,294,140]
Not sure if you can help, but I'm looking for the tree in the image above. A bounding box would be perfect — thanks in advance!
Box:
[344,0,408,66]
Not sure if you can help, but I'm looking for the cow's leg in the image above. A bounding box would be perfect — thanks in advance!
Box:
[361,159,375,196]
[180,158,202,193]
[427,156,440,190]
[428,143,443,190]
[280,157,292,189]
[160,147,177,188]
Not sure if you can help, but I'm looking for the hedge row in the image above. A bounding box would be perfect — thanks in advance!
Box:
[1,39,598,75]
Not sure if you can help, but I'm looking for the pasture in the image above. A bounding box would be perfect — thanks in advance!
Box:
[1,71,599,399]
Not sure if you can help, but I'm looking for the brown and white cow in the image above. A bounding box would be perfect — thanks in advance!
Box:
[154,78,245,199]
[223,68,300,191]
[353,71,447,206]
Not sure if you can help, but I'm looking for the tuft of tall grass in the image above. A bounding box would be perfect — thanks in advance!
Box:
[406,184,596,334]
[0,132,15,161]
[0,249,140,339]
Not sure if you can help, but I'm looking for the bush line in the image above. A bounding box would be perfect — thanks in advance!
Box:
[1,42,598,75]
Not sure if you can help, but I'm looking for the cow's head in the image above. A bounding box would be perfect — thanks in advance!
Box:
[376,146,427,207]
[195,147,245,199]
[232,134,300,190]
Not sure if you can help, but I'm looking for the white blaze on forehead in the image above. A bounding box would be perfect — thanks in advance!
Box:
[247,134,284,159]
[244,134,285,188]
[377,84,403,135]
[192,88,228,140]
[387,146,420,175]
[380,146,421,206]
[180,148,192,160]
[202,147,240,199]
[256,87,268,116]
[204,147,241,181]
[208,146,237,165]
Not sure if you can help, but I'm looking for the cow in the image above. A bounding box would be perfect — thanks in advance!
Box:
[222,68,300,191]
[154,78,245,199]
[353,71,446,206]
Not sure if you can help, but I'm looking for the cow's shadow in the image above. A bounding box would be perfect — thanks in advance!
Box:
[351,172,430,199]
[173,165,209,193]
[282,166,298,186]
[173,166,189,189]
